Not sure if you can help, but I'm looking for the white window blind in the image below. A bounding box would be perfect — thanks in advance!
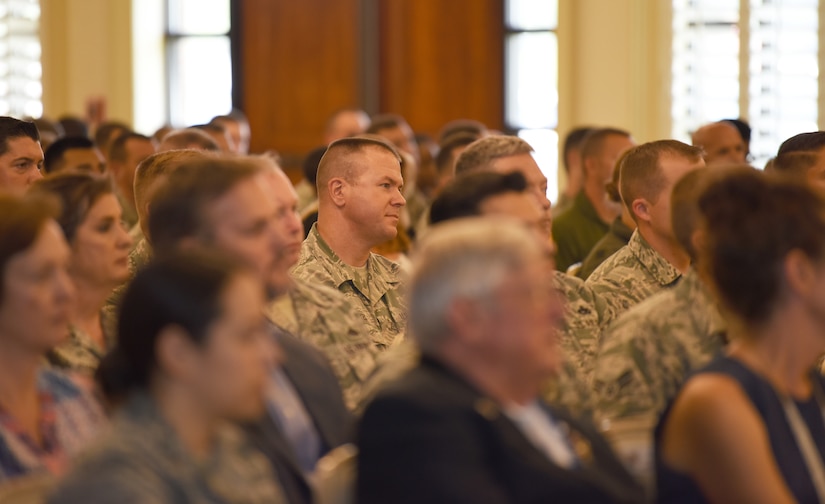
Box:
[672,0,820,167]
[0,0,41,118]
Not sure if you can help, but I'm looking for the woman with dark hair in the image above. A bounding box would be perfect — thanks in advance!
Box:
[656,168,825,503]
[49,251,285,503]
[0,194,104,480]
[29,172,132,375]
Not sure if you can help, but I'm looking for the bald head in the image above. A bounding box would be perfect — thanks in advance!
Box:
[691,121,746,166]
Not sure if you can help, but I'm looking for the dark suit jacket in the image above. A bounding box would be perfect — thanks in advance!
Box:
[357,356,644,504]
[245,328,353,504]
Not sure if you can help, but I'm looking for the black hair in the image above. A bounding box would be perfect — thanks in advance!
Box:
[43,136,96,174]
[0,117,40,156]
[302,146,327,186]
[777,131,825,156]
[430,171,528,225]
[97,250,248,400]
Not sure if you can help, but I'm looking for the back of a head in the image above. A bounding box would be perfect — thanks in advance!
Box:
[29,171,113,242]
[98,250,247,401]
[158,128,220,152]
[670,165,752,262]
[109,132,152,163]
[148,156,263,254]
[315,135,401,194]
[436,132,482,176]
[430,171,527,225]
[619,139,702,217]
[437,119,487,144]
[563,126,596,172]
[409,217,541,353]
[698,169,825,324]
[94,121,130,153]
[0,116,40,156]
[769,151,819,179]
[134,150,209,214]
[454,135,533,176]
[57,116,89,139]
[43,136,95,174]
[777,131,825,156]
[302,146,328,186]
[605,148,633,204]
[366,114,408,135]
[580,127,632,162]
[0,193,59,305]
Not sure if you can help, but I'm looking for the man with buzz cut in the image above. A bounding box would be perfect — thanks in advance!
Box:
[586,140,705,329]
[0,116,43,194]
[292,135,407,350]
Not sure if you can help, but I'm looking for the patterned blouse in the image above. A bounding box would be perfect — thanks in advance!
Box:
[47,307,118,375]
[0,368,106,481]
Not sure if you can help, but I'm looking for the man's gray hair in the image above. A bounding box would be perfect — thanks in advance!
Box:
[454,135,534,176]
[409,217,541,353]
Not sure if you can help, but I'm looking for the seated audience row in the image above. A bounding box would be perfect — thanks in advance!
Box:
[0,110,824,504]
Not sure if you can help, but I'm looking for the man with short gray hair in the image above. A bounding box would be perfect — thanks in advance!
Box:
[358,218,642,504]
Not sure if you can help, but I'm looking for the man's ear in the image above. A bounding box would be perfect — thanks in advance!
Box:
[783,249,817,299]
[155,324,199,382]
[327,178,347,208]
[631,198,652,224]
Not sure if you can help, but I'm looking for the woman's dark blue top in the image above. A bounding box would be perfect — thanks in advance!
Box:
[655,355,825,504]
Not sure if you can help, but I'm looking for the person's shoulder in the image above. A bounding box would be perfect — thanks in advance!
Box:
[49,449,171,504]
[365,360,475,417]
[291,277,346,308]
[585,245,634,285]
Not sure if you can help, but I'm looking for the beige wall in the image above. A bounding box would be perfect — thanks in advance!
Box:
[40,0,133,125]
[558,0,673,144]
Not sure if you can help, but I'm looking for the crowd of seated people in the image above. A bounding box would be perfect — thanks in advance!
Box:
[0,106,824,504]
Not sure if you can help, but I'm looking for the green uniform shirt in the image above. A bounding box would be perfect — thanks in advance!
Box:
[552,191,610,272]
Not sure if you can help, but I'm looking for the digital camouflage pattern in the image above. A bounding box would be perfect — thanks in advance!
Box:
[49,392,285,504]
[265,278,380,410]
[292,224,406,350]
[592,268,726,424]
[541,272,610,421]
[585,230,681,328]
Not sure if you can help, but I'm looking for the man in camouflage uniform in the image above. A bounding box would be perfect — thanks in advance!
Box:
[591,168,728,489]
[450,136,610,419]
[261,166,378,409]
[586,140,705,328]
[150,155,353,502]
[292,135,407,349]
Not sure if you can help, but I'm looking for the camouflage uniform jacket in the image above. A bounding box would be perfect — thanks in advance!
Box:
[129,236,153,275]
[540,272,610,421]
[585,230,681,328]
[592,268,726,425]
[265,278,380,410]
[49,393,285,504]
[48,307,118,375]
[292,224,406,350]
